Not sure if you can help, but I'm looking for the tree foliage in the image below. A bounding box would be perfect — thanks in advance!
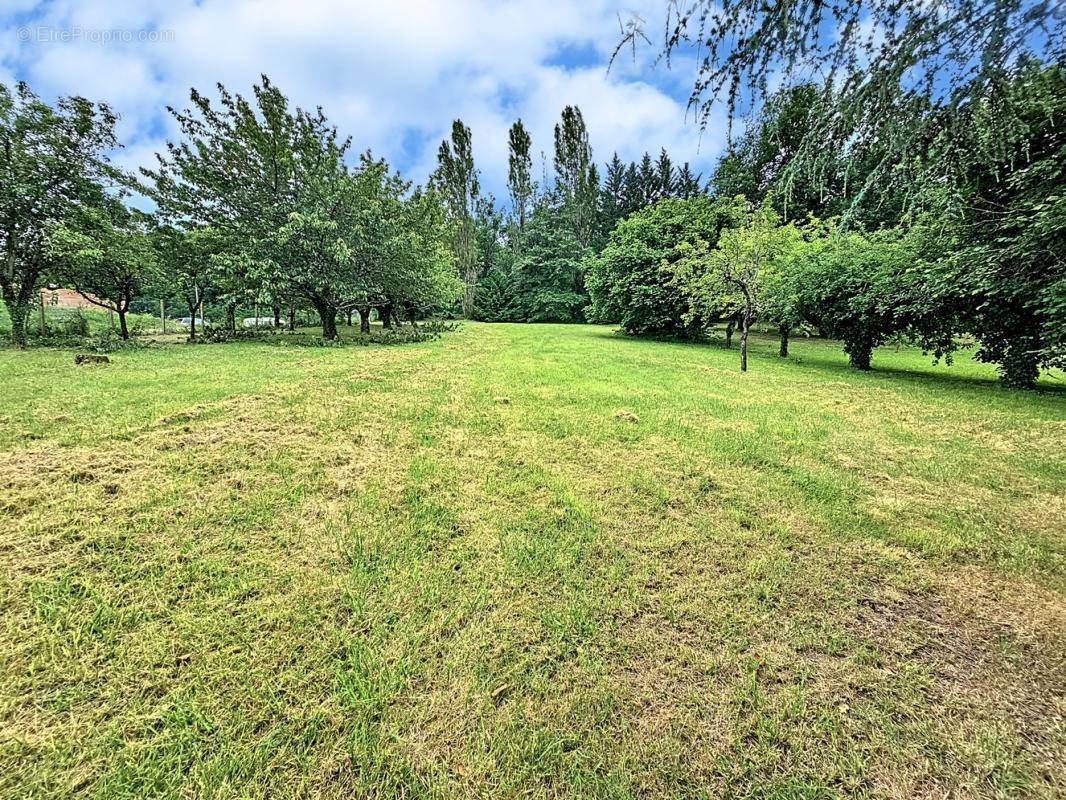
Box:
[586,196,738,337]
[0,82,118,346]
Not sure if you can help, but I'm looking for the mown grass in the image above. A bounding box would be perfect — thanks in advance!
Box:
[1,323,1063,799]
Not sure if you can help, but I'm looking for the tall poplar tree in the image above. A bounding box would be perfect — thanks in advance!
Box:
[553,105,599,248]
[507,120,533,239]
[434,119,480,317]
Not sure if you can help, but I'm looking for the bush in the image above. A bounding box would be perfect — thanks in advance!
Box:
[89,329,146,353]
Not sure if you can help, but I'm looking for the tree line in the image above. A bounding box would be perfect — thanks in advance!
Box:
[1,76,462,347]
[450,64,1063,388]
[1,0,1061,390]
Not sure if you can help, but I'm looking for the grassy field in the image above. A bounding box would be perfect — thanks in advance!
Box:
[1,323,1063,799]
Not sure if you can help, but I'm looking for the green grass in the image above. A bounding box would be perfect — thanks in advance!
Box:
[0,302,162,339]
[1,323,1063,799]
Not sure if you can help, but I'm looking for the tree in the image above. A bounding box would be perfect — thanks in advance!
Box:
[586,196,738,337]
[512,202,588,323]
[473,255,521,322]
[507,120,534,240]
[636,152,658,205]
[794,226,954,371]
[152,225,219,342]
[929,61,1066,387]
[0,82,118,346]
[676,163,701,199]
[600,152,629,234]
[674,199,802,371]
[382,186,463,324]
[145,76,355,338]
[710,84,843,222]
[47,199,158,339]
[655,149,676,199]
[434,119,480,317]
[553,106,599,249]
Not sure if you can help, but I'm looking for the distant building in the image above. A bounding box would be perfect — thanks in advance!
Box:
[40,287,104,310]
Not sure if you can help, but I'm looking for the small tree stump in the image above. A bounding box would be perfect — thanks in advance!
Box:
[74,354,110,365]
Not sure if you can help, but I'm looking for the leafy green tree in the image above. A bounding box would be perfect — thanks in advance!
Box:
[434,119,480,317]
[513,203,588,322]
[47,199,158,339]
[711,84,838,221]
[630,1,1061,222]
[394,186,463,320]
[473,254,521,322]
[0,82,118,346]
[145,76,355,338]
[152,225,219,341]
[586,196,738,336]
[794,226,954,371]
[930,62,1065,387]
[674,199,803,371]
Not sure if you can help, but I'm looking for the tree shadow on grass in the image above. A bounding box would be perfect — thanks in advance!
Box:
[587,326,1066,399]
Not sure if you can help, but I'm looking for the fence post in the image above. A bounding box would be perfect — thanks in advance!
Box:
[160,299,166,334]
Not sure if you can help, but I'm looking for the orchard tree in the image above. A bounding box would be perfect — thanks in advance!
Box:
[145,75,354,338]
[794,226,956,371]
[47,199,158,339]
[152,225,220,342]
[674,199,802,371]
[0,82,118,346]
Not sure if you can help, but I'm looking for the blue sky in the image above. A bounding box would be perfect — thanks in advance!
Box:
[0,1,728,200]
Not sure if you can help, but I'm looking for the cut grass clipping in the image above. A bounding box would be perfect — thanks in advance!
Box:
[1,323,1063,798]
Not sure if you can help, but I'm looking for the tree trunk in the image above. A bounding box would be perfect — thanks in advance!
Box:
[187,302,197,342]
[405,302,418,328]
[724,318,735,349]
[273,306,281,328]
[118,307,129,340]
[309,297,337,339]
[288,305,296,332]
[844,333,874,371]
[999,336,1040,389]
[380,301,394,329]
[778,323,790,358]
[346,308,353,327]
[357,305,371,334]
[8,300,28,348]
[739,316,750,372]
[226,303,236,332]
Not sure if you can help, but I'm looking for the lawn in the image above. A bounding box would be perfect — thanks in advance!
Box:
[1,323,1063,799]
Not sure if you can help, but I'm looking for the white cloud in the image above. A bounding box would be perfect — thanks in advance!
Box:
[2,0,726,199]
